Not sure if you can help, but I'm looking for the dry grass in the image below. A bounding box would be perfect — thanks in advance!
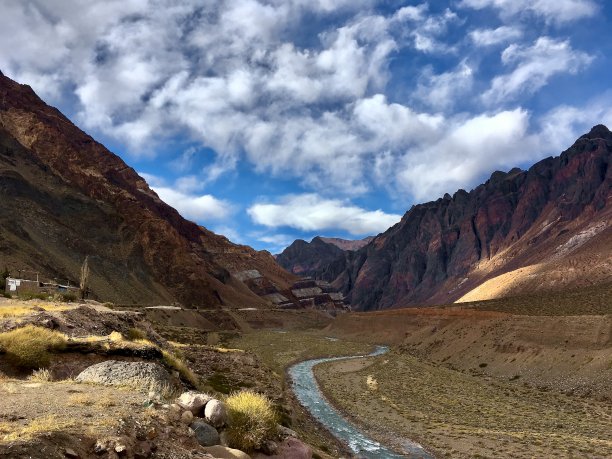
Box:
[225,390,278,451]
[27,368,52,382]
[228,330,373,373]
[0,302,73,318]
[0,325,66,369]
[2,415,76,441]
[316,350,612,458]
[161,349,199,388]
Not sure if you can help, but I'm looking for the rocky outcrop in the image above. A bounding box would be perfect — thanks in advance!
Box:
[75,360,174,391]
[0,71,295,307]
[276,237,349,282]
[282,126,612,310]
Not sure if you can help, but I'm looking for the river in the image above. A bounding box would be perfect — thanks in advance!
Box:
[288,345,432,458]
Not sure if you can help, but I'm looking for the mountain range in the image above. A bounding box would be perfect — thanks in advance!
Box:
[278,126,611,310]
[0,71,294,307]
[1,70,610,311]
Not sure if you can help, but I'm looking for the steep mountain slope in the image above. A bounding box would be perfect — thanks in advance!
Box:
[283,126,612,310]
[276,237,348,282]
[0,71,295,306]
[318,236,374,251]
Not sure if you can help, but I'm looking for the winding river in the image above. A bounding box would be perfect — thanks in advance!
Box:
[288,345,431,458]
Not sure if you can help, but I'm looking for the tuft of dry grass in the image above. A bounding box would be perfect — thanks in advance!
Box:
[162,349,199,388]
[0,302,72,318]
[0,325,66,369]
[28,368,52,382]
[224,390,278,451]
[2,415,76,441]
[127,327,147,341]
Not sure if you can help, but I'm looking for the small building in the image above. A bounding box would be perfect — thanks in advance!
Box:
[4,277,79,296]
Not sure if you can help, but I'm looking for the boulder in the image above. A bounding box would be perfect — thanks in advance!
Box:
[201,445,250,459]
[177,391,213,415]
[204,399,228,427]
[190,420,220,447]
[75,360,173,391]
[252,437,312,459]
[181,410,194,424]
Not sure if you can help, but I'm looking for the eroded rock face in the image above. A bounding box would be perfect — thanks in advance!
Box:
[0,72,295,307]
[75,361,174,391]
[279,125,612,310]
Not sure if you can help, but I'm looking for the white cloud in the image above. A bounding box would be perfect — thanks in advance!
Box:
[153,187,234,222]
[459,0,598,24]
[483,37,593,104]
[0,0,601,214]
[248,194,401,235]
[469,26,522,46]
[397,109,536,200]
[413,61,475,111]
[138,171,234,222]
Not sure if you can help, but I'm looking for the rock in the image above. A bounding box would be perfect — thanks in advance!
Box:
[134,441,153,459]
[201,445,251,459]
[181,410,194,424]
[253,438,312,459]
[75,360,174,391]
[64,448,79,458]
[177,391,213,415]
[204,399,228,427]
[277,425,298,438]
[261,440,278,455]
[190,420,220,447]
[93,440,107,454]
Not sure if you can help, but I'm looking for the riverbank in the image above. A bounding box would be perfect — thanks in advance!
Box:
[314,348,612,458]
[289,347,431,458]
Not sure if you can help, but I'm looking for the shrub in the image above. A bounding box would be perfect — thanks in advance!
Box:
[162,349,199,388]
[127,327,147,341]
[18,291,48,301]
[225,390,278,451]
[0,325,67,369]
[28,368,52,382]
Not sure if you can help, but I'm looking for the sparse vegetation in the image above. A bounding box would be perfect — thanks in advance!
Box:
[225,389,278,451]
[161,349,199,388]
[79,256,90,300]
[0,267,9,291]
[17,291,48,301]
[28,368,52,382]
[0,325,66,369]
[127,327,147,341]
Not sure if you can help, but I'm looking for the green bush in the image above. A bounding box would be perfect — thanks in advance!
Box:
[1,292,11,299]
[225,390,278,451]
[0,325,67,369]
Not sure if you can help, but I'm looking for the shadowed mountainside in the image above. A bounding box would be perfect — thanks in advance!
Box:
[0,71,295,306]
[279,126,612,310]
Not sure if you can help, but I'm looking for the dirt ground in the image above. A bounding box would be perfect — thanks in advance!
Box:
[315,350,612,458]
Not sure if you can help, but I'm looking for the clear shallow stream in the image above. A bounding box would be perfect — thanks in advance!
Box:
[288,346,432,458]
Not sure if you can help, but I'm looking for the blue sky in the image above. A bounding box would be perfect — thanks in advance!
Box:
[2,0,612,253]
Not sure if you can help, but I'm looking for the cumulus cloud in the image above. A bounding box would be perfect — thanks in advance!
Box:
[139,172,234,222]
[483,37,593,104]
[154,187,234,222]
[413,61,475,111]
[248,194,401,235]
[459,0,598,24]
[0,0,600,214]
[469,26,522,46]
[397,109,537,200]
